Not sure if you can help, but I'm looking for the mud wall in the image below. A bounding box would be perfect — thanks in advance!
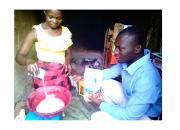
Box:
[14,10,40,115]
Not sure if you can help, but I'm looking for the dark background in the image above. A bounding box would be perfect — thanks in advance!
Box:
[35,10,162,51]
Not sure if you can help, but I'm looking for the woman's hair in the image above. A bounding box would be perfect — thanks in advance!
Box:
[44,10,62,14]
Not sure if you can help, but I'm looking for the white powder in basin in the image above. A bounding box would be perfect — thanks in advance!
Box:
[36,98,65,113]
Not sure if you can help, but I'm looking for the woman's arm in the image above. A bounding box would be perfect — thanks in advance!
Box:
[15,29,38,76]
[64,45,73,75]
[65,45,72,65]
[15,29,37,66]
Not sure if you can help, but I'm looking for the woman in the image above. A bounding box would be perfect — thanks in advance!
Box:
[15,10,73,120]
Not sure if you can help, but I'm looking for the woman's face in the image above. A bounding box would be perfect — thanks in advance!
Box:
[45,10,62,29]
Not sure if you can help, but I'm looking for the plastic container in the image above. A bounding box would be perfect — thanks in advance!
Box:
[83,67,103,102]
[83,67,103,93]
[27,86,72,118]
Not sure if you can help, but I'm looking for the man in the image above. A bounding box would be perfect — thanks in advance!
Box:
[87,26,162,120]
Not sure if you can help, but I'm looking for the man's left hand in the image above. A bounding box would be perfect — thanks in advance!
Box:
[87,93,103,105]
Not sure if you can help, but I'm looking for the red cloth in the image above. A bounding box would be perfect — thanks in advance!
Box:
[33,61,71,90]
[108,43,117,65]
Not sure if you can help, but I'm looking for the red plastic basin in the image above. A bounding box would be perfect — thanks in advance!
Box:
[27,86,72,118]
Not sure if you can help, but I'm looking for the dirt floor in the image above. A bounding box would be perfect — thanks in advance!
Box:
[64,88,99,120]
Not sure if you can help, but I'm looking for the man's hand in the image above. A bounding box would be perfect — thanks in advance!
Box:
[86,93,103,105]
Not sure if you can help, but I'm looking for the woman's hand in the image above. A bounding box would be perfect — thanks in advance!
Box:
[70,74,83,81]
[64,64,72,76]
[27,62,39,77]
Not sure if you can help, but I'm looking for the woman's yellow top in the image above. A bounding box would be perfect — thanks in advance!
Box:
[33,24,73,64]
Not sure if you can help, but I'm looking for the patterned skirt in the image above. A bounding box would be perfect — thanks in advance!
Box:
[33,60,71,90]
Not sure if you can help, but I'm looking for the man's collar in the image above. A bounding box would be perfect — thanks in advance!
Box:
[125,49,151,75]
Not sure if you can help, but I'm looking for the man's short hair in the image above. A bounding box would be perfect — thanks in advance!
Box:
[117,26,146,47]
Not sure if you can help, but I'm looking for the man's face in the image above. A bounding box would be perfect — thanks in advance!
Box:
[114,33,138,63]
[45,10,62,29]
